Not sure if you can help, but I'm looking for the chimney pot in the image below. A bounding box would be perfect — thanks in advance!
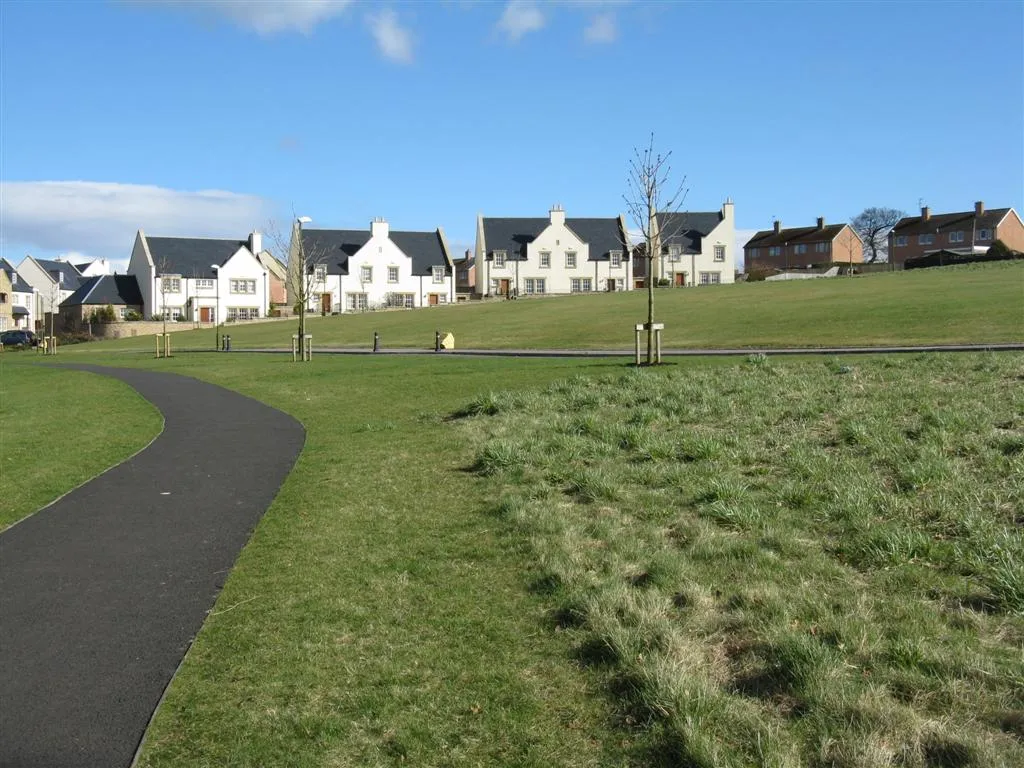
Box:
[773,220,781,234]
[370,218,390,238]
[550,205,566,226]
[816,216,825,230]
[921,206,931,221]
[975,201,984,217]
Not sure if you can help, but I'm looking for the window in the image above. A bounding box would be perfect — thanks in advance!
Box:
[610,250,622,268]
[768,246,782,257]
[490,278,500,294]
[748,247,759,259]
[227,307,259,321]
[918,234,934,245]
[386,293,414,308]
[524,278,534,294]
[315,265,327,282]
[978,228,992,241]
[0,292,6,304]
[162,277,181,293]
[894,235,907,247]
[434,294,448,304]
[360,266,373,282]
[570,277,592,293]
[458,269,468,280]
[948,231,964,243]
[795,244,808,255]
[493,251,506,268]
[230,279,256,294]
[668,245,681,262]
[713,245,725,262]
[432,266,445,284]
[539,251,551,268]
[699,272,721,285]
[815,241,830,253]
[195,279,214,289]
[346,293,368,311]
[565,251,577,269]
[119,307,128,319]
[522,278,547,295]
[388,266,399,283]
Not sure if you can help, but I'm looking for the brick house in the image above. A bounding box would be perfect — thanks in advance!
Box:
[888,202,1024,267]
[58,275,144,329]
[744,218,862,273]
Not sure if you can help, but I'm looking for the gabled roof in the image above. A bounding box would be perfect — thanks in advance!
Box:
[481,217,626,261]
[36,258,83,289]
[745,223,851,249]
[74,262,92,272]
[891,208,1011,237]
[60,275,143,307]
[300,228,450,276]
[656,211,725,254]
[145,236,250,279]
[0,259,34,293]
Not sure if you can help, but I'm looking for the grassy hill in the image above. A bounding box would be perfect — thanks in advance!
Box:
[65,261,1023,353]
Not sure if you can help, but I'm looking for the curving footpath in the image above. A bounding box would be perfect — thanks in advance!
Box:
[0,366,305,768]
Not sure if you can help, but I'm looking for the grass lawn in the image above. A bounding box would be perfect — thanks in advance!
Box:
[0,359,163,530]
[57,261,1024,354]
[456,353,1024,766]
[10,350,1022,765]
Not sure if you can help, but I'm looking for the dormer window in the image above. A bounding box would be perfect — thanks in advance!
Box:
[315,265,327,282]
[610,250,622,268]
[493,251,506,268]
[432,266,445,284]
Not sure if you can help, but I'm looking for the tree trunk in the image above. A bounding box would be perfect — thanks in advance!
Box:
[646,254,654,365]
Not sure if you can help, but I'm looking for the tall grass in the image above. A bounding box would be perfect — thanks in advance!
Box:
[458,353,1024,766]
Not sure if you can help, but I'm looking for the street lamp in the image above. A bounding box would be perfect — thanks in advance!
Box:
[211,263,220,349]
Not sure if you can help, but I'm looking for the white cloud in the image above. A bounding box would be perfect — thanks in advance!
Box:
[366,9,414,64]
[136,0,353,35]
[735,228,756,270]
[497,1,545,41]
[583,13,616,44]
[0,181,272,261]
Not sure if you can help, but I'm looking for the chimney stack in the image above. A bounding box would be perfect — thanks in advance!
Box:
[549,204,566,226]
[773,220,781,234]
[248,231,262,255]
[370,217,389,239]
[975,201,985,217]
[816,216,825,230]
[921,206,931,221]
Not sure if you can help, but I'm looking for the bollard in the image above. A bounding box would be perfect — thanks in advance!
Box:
[434,330,441,352]
[373,331,380,353]
[225,335,231,352]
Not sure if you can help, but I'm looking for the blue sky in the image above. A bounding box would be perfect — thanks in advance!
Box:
[2,0,1021,269]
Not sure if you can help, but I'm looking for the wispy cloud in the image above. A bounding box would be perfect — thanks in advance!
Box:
[366,9,414,64]
[583,12,617,44]
[133,0,353,35]
[0,181,272,259]
[497,1,545,42]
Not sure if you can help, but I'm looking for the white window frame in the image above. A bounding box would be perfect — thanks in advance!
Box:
[229,278,256,295]
[346,292,368,311]
[895,235,908,247]
[432,266,445,284]
[162,277,181,293]
[360,266,373,283]
[493,251,506,268]
[539,251,551,268]
[610,250,622,268]
[699,271,721,285]
[948,231,964,243]
[119,306,128,319]
[387,266,399,283]
[713,245,725,262]
[315,265,327,282]
[977,229,991,241]
[565,251,577,269]
[195,278,214,289]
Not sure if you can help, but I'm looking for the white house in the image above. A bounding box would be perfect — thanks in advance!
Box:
[15,256,83,327]
[74,259,114,277]
[127,230,270,324]
[292,218,454,313]
[474,207,631,297]
[637,201,736,287]
[0,259,36,329]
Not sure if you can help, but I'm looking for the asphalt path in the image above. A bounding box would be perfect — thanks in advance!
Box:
[0,366,305,768]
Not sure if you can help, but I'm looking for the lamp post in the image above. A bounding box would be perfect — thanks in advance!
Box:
[296,216,312,346]
[211,263,220,349]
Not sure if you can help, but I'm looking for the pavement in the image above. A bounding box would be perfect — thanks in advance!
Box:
[0,366,305,768]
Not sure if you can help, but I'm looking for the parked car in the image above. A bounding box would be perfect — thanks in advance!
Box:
[0,329,38,348]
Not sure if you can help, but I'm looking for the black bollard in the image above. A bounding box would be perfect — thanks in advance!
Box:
[434,330,440,352]
[225,335,231,352]
[373,331,380,353]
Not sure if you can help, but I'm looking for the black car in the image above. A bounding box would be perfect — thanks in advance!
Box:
[0,329,37,348]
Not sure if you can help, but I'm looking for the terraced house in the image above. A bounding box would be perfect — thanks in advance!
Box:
[744,218,862,273]
[291,218,454,312]
[128,230,270,323]
[15,256,84,328]
[474,206,630,297]
[633,201,737,287]
[0,259,36,330]
[888,202,1024,267]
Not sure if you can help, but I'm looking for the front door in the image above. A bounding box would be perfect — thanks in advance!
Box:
[428,294,439,306]
[321,293,332,313]
[499,279,510,296]
[200,306,213,323]
[675,272,686,287]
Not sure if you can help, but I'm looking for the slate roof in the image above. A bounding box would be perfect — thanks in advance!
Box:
[74,262,92,273]
[481,217,626,261]
[300,229,450,276]
[60,275,144,308]
[13,306,29,316]
[0,259,34,293]
[656,211,725,254]
[745,223,851,249]
[36,258,83,289]
[891,208,1011,237]
[145,237,249,279]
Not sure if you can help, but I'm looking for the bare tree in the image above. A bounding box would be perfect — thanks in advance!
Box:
[155,256,176,336]
[624,133,689,365]
[266,216,333,358]
[851,207,904,263]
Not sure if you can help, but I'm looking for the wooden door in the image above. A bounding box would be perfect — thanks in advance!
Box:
[321,293,332,313]
[499,279,510,296]
[675,272,685,287]
[428,294,439,306]
[200,307,213,323]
